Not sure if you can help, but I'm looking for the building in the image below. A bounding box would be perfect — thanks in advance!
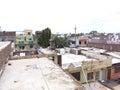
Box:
[0,57,86,90]
[79,47,120,81]
[88,33,120,51]
[0,41,11,74]
[35,31,42,40]
[16,30,35,50]
[104,52,120,80]
[88,42,120,51]
[0,31,16,42]
[69,36,88,47]
[79,36,88,47]
[61,49,112,83]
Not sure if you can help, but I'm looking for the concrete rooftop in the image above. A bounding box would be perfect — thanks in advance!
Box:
[0,58,82,90]
[62,53,97,69]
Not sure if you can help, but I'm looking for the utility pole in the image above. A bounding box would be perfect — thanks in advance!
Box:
[74,26,77,47]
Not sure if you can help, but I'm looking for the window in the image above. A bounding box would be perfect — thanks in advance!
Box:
[28,32,31,35]
[95,71,100,80]
[30,45,33,48]
[115,67,120,73]
[29,38,32,40]
[19,46,21,49]
[87,72,93,80]
[71,72,80,81]
[21,46,25,49]
[79,41,81,44]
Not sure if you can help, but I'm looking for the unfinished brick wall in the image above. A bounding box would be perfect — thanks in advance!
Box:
[88,42,120,51]
[0,43,11,71]
[110,68,120,79]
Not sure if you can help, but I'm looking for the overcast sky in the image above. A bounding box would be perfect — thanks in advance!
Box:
[0,0,120,34]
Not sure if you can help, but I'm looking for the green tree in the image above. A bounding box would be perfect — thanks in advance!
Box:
[89,30,98,36]
[54,35,70,48]
[38,28,51,48]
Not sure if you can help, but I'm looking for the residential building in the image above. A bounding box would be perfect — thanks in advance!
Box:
[0,31,16,42]
[16,30,35,50]
[88,33,120,51]
[79,47,120,81]
[104,52,120,80]
[79,36,88,47]
[61,51,112,83]
[0,57,86,90]
[69,36,88,47]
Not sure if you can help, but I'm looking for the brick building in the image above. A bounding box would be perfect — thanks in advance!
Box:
[0,31,16,42]
[107,63,120,80]
[88,42,120,52]
[79,36,88,47]
[0,41,12,74]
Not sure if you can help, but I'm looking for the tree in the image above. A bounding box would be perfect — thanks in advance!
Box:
[38,28,51,48]
[54,35,70,48]
[89,30,98,36]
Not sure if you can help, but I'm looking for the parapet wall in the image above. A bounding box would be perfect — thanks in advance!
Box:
[0,42,11,74]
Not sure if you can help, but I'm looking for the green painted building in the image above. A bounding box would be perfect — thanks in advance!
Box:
[16,30,35,49]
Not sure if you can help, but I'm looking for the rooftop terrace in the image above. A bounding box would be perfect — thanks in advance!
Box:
[0,58,83,90]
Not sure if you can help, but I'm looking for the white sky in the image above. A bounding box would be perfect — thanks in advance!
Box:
[0,0,120,34]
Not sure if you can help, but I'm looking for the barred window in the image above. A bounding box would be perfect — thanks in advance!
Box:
[87,72,93,80]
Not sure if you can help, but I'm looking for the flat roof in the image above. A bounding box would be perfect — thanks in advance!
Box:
[112,58,120,64]
[106,52,120,64]
[79,47,106,54]
[106,52,120,59]
[0,41,11,51]
[0,58,82,90]
[39,48,55,54]
[62,53,97,69]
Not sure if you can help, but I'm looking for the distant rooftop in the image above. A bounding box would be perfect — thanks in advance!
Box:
[0,58,83,90]
[105,52,120,64]
[39,48,55,54]
[0,41,11,51]
[80,47,119,64]
[62,53,97,69]
[0,31,16,36]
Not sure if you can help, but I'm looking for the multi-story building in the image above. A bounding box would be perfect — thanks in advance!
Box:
[16,30,35,50]
[0,31,16,42]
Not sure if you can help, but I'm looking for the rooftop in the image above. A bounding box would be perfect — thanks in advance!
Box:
[0,58,82,90]
[0,41,11,51]
[62,53,97,69]
[38,48,55,54]
[105,52,120,64]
